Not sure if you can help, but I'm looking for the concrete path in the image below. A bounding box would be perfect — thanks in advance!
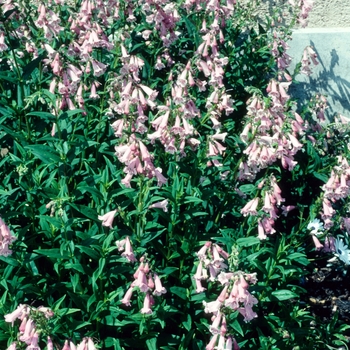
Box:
[288,28,350,120]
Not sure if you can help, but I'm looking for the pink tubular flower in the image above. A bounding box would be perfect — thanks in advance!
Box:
[206,334,219,350]
[87,338,97,350]
[281,205,296,216]
[69,341,77,350]
[149,199,168,212]
[62,340,70,350]
[121,287,134,306]
[19,318,35,343]
[257,219,267,240]
[91,59,108,77]
[154,168,167,187]
[195,278,206,293]
[132,267,149,292]
[323,236,336,253]
[216,335,226,349]
[140,293,153,314]
[203,299,222,315]
[0,217,16,256]
[232,337,240,350]
[312,235,324,251]
[241,198,259,217]
[197,241,211,260]
[209,310,222,334]
[0,31,8,52]
[115,239,126,251]
[19,317,27,333]
[6,343,17,350]
[121,236,137,263]
[147,274,155,290]
[217,285,228,304]
[98,209,117,228]
[4,304,28,325]
[194,261,204,280]
[76,339,86,350]
[77,337,97,350]
[47,337,54,350]
[239,304,258,322]
[153,273,167,296]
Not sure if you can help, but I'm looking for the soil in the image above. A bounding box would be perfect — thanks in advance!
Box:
[302,253,350,323]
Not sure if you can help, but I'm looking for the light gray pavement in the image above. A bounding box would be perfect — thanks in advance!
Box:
[287,28,350,120]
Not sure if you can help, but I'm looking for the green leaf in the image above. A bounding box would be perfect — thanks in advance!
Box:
[56,308,81,316]
[236,237,260,247]
[73,321,91,330]
[271,289,298,301]
[33,249,70,259]
[160,267,179,276]
[146,338,157,350]
[0,188,20,196]
[76,245,100,261]
[182,314,192,331]
[313,172,328,183]
[231,318,244,336]
[0,124,26,140]
[184,196,203,205]
[104,338,122,349]
[52,294,66,311]
[69,203,98,221]
[22,54,45,80]
[25,145,61,164]
[239,184,256,195]
[77,185,104,201]
[169,286,188,300]
[26,111,57,121]
[140,229,166,246]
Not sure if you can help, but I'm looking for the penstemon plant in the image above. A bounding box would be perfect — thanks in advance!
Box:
[1,0,350,349]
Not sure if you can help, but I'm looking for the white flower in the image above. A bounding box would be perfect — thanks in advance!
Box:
[334,238,350,265]
[307,219,324,235]
[148,199,168,212]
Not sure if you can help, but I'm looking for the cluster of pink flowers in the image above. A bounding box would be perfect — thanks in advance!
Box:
[194,241,258,349]
[289,0,314,27]
[114,135,167,187]
[300,46,319,76]
[115,236,137,263]
[108,43,156,119]
[238,21,320,182]
[238,79,306,181]
[0,0,30,55]
[5,304,53,349]
[5,304,98,350]
[107,42,178,186]
[240,176,285,239]
[29,0,115,126]
[59,337,98,350]
[270,31,292,74]
[107,0,239,183]
[0,217,16,256]
[320,156,350,229]
[312,94,328,122]
[35,3,64,40]
[120,255,167,314]
[140,1,180,47]
[193,7,235,168]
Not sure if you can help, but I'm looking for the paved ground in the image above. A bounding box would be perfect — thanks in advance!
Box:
[288,28,350,120]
